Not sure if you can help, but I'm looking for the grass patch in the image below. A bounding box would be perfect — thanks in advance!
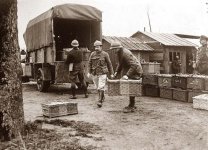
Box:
[0,120,101,150]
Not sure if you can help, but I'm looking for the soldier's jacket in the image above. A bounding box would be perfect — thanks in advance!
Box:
[65,47,83,71]
[89,51,114,76]
[116,48,143,79]
[196,46,208,74]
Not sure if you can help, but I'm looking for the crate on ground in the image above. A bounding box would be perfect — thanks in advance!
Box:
[141,62,160,74]
[172,74,188,90]
[193,94,208,110]
[42,102,78,118]
[107,80,120,96]
[120,79,143,96]
[188,90,208,103]
[143,85,160,97]
[158,74,173,88]
[172,88,188,102]
[187,75,205,90]
[160,87,173,99]
[142,74,158,86]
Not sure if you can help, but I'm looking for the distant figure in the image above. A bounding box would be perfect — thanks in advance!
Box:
[111,41,143,113]
[65,39,88,99]
[88,40,114,107]
[196,35,208,75]
[172,55,181,74]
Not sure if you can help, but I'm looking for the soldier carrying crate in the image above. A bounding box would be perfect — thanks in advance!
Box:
[111,41,143,113]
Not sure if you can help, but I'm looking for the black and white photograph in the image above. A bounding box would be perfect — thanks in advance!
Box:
[1,0,208,149]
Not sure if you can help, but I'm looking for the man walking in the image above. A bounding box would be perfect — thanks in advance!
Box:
[65,39,88,99]
[88,40,114,107]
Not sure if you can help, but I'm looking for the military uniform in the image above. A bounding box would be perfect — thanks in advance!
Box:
[114,46,143,113]
[116,48,143,79]
[65,42,88,99]
[89,50,114,90]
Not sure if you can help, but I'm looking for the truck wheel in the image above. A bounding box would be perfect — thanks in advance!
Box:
[37,69,50,92]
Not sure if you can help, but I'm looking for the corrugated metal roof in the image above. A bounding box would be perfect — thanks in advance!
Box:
[102,36,154,51]
[135,31,197,47]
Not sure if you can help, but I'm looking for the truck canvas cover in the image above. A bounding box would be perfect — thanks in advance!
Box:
[24,4,102,51]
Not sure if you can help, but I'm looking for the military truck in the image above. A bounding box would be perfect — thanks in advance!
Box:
[23,4,102,92]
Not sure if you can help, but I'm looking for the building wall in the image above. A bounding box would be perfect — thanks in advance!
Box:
[132,32,197,74]
[102,39,150,71]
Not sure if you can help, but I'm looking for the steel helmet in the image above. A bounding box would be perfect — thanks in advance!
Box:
[110,41,123,49]
[71,39,79,47]
[94,40,102,47]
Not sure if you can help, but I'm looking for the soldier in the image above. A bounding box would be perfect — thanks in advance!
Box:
[88,40,114,107]
[65,39,88,99]
[111,41,143,113]
[196,35,208,75]
[172,55,181,74]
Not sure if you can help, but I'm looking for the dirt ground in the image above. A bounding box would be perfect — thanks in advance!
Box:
[21,82,208,150]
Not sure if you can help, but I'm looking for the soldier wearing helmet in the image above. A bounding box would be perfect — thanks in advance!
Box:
[111,41,143,113]
[65,39,88,99]
[88,40,114,107]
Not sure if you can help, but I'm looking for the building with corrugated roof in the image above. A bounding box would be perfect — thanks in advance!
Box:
[132,31,198,74]
[102,36,154,70]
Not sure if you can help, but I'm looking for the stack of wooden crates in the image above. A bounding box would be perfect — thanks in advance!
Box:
[142,74,160,97]
[158,74,208,102]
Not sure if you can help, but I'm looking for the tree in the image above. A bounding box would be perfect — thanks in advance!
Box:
[0,0,24,141]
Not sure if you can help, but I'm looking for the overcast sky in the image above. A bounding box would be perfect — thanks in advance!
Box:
[17,0,208,49]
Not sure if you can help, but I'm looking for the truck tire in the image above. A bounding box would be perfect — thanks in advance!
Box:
[37,69,50,92]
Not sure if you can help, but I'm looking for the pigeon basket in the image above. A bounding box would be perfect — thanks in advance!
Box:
[108,79,142,96]
[42,102,78,118]
[120,80,143,96]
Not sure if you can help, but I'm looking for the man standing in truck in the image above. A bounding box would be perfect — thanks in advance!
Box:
[65,39,88,99]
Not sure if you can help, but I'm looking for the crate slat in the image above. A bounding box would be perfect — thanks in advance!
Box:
[172,88,188,102]
[142,74,158,86]
[160,88,173,99]
[107,80,120,96]
[120,80,143,96]
[187,77,204,90]
[143,85,160,97]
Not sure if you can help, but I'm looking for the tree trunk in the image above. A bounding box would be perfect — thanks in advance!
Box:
[0,0,24,141]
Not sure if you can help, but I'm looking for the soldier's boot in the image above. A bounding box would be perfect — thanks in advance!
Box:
[83,86,88,98]
[123,96,136,113]
[97,90,102,108]
[70,84,77,99]
[100,90,105,102]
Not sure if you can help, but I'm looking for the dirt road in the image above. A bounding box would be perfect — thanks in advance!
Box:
[22,82,208,150]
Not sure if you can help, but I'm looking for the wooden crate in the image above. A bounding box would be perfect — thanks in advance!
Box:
[158,74,173,88]
[143,85,160,97]
[172,88,188,102]
[142,74,158,86]
[107,80,121,96]
[160,88,173,99]
[141,62,160,74]
[187,75,205,90]
[120,80,143,96]
[193,94,208,110]
[188,90,208,103]
[42,102,78,118]
[172,74,188,90]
